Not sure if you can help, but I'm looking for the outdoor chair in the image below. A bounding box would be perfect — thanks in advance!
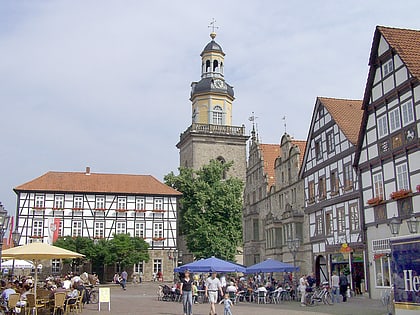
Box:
[228,291,237,304]
[75,289,85,313]
[53,292,66,315]
[7,293,21,314]
[65,297,78,315]
[25,293,45,315]
[257,290,267,304]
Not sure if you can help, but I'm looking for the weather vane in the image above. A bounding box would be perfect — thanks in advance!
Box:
[208,18,219,33]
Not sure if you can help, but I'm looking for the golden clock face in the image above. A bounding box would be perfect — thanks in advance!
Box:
[214,79,224,88]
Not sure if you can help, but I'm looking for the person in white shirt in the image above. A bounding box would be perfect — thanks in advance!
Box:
[331,272,340,303]
[299,274,309,306]
[205,272,224,315]
[226,282,237,294]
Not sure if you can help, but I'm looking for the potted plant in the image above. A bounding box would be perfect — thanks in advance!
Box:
[390,189,412,200]
[367,196,383,206]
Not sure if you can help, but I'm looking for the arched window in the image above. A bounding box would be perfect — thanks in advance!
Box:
[212,106,223,125]
[206,60,211,72]
[213,60,219,72]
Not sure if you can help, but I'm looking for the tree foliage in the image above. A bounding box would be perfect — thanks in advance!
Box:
[165,160,243,261]
[104,234,150,269]
[54,235,149,270]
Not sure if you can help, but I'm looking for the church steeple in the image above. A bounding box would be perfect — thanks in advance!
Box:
[190,30,234,127]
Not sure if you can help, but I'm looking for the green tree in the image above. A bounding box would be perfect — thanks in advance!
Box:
[54,236,96,269]
[165,160,243,260]
[104,234,150,270]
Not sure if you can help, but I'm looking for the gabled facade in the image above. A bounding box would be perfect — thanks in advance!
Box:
[355,26,420,299]
[243,131,310,274]
[300,97,364,287]
[14,168,182,282]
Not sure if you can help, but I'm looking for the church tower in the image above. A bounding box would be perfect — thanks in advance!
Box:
[176,31,248,181]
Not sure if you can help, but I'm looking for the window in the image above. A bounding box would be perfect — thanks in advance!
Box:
[136,198,145,210]
[343,164,353,190]
[318,177,326,199]
[375,254,391,287]
[96,196,105,209]
[383,59,394,76]
[95,222,104,238]
[51,259,60,274]
[135,222,145,238]
[74,196,83,209]
[388,107,401,133]
[154,198,163,210]
[337,207,346,233]
[315,140,322,160]
[325,211,333,235]
[349,204,359,231]
[326,131,334,153]
[135,261,144,274]
[396,163,409,190]
[116,222,126,234]
[72,221,82,237]
[253,219,259,241]
[153,259,162,273]
[401,100,414,126]
[153,223,163,238]
[330,171,338,195]
[315,215,323,236]
[373,173,384,199]
[35,195,45,208]
[212,106,223,125]
[377,115,388,138]
[308,181,315,203]
[33,220,43,237]
[54,196,64,209]
[117,197,126,210]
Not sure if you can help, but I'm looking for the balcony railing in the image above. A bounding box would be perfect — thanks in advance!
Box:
[179,123,246,142]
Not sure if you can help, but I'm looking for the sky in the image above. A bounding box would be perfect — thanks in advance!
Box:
[1,0,420,215]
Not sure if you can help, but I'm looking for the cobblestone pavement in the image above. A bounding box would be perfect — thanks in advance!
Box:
[80,282,389,315]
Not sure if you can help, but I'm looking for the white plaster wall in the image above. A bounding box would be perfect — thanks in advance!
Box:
[384,182,395,199]
[400,90,412,102]
[373,67,381,85]
[414,85,420,102]
[388,98,398,110]
[383,76,395,94]
[394,55,403,68]
[365,207,374,224]
[378,35,390,56]
[362,171,372,188]
[359,149,367,164]
[372,84,382,102]
[368,144,378,160]
[395,67,408,87]
[383,162,394,181]
[386,201,398,218]
[367,129,377,145]
[377,106,386,115]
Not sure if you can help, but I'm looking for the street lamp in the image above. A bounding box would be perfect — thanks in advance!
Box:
[168,249,180,281]
[286,238,300,271]
[11,230,21,277]
[388,216,402,236]
[406,215,419,234]
[0,203,11,273]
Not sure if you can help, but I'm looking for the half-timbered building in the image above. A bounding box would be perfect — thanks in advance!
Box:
[13,167,182,282]
[300,97,365,288]
[354,26,420,299]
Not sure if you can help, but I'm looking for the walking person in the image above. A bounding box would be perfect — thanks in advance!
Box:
[180,270,193,315]
[299,274,308,306]
[120,270,128,290]
[331,271,340,303]
[339,272,348,302]
[220,293,233,315]
[205,272,224,315]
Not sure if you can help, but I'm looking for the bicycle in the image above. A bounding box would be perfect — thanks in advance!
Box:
[86,285,99,304]
[305,282,333,306]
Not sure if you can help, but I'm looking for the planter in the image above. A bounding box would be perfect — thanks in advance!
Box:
[367,197,383,206]
[52,207,64,211]
[32,207,46,211]
[390,189,412,200]
[29,235,44,239]
[94,208,107,211]
[152,210,165,213]
[135,210,147,213]
[152,237,166,241]
[72,208,83,211]
[115,209,128,213]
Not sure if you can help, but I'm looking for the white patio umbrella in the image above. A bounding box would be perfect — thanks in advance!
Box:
[2,242,84,295]
[1,259,34,269]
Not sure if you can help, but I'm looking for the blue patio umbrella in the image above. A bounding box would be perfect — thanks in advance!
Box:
[245,258,299,273]
[174,256,246,273]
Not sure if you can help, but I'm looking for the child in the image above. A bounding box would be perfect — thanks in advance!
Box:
[220,293,233,315]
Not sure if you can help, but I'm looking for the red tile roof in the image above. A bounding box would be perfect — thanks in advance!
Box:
[259,144,281,188]
[377,26,420,78]
[14,171,182,196]
[318,97,363,146]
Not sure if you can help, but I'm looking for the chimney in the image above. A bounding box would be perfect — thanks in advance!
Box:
[85,166,91,175]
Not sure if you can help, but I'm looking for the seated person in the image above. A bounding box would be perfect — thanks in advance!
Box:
[49,281,67,299]
[1,282,16,309]
[74,280,88,304]
[226,282,237,294]
[66,284,79,305]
